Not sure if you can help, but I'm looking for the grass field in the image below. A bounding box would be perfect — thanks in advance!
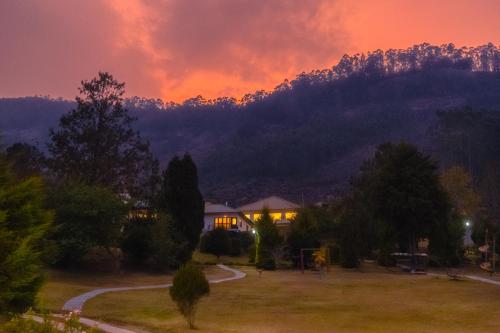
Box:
[78,264,500,333]
[38,266,232,313]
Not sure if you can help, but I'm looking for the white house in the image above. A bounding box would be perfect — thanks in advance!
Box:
[237,196,300,225]
[203,196,300,233]
[203,203,253,232]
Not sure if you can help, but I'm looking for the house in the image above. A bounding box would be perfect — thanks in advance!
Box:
[203,203,253,232]
[203,196,300,233]
[237,196,300,229]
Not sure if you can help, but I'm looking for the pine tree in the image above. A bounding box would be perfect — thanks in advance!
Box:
[48,72,158,198]
[160,154,204,262]
[0,157,52,314]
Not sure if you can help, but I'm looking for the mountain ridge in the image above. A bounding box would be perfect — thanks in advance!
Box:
[2,43,500,204]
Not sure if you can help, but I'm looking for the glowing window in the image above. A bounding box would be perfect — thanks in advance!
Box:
[253,213,262,221]
[214,216,237,229]
[270,213,283,221]
[245,214,251,219]
[285,212,297,220]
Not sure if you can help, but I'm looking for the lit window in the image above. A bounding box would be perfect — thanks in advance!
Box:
[214,216,237,230]
[245,214,251,219]
[270,213,283,221]
[285,212,297,220]
[253,213,262,221]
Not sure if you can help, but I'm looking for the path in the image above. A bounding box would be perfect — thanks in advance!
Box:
[63,264,245,311]
[428,272,500,286]
[464,274,500,286]
[59,264,246,333]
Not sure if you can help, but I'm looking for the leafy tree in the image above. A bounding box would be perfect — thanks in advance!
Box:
[149,215,190,270]
[5,143,46,179]
[159,154,204,262]
[170,263,210,329]
[331,195,374,268]
[428,212,465,266]
[0,158,52,314]
[287,207,320,267]
[202,228,231,259]
[48,72,158,198]
[365,143,451,257]
[440,166,481,218]
[255,208,281,270]
[48,183,127,267]
[435,166,479,264]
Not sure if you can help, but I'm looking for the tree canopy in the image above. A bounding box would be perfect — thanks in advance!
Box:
[48,72,158,198]
[0,157,52,314]
[159,154,204,260]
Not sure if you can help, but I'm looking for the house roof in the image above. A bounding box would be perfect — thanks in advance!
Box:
[237,196,300,212]
[204,203,239,214]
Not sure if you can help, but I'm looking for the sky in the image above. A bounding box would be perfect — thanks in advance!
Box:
[1,0,500,103]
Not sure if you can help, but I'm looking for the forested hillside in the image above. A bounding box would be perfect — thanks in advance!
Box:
[2,43,500,204]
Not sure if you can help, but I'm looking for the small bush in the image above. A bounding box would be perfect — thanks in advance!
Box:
[201,229,231,259]
[238,232,254,252]
[170,263,210,329]
[229,234,242,256]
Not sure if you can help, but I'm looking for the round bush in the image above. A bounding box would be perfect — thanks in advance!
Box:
[169,263,210,328]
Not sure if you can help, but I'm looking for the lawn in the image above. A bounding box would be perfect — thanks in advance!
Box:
[80,264,500,333]
[38,266,232,313]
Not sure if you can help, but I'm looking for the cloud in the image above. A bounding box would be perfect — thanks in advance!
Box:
[103,0,348,101]
[4,1,498,102]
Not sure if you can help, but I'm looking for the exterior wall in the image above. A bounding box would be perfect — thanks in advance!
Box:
[203,213,252,233]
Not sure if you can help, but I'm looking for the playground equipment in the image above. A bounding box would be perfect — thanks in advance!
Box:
[479,230,497,275]
[300,247,330,274]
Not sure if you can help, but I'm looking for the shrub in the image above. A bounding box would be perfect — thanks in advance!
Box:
[229,234,242,256]
[121,221,153,267]
[202,229,232,259]
[170,263,210,329]
[149,215,190,270]
[238,232,254,252]
[47,183,127,268]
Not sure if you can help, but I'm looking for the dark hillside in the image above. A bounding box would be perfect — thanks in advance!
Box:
[2,43,500,204]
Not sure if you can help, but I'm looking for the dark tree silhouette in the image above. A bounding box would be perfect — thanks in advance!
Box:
[160,154,204,260]
[5,142,46,179]
[48,72,158,198]
[359,143,453,263]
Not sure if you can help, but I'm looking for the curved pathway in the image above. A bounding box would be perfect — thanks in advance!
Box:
[61,264,246,333]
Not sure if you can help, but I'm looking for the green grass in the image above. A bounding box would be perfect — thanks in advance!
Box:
[79,264,500,333]
[38,266,231,313]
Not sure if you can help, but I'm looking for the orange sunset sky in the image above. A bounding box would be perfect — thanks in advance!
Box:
[1,0,500,103]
